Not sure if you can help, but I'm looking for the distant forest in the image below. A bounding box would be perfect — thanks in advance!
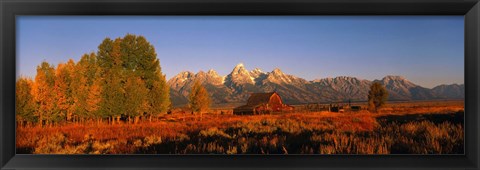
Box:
[16,34,171,126]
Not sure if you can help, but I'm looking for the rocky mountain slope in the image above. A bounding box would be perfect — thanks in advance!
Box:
[167,63,464,106]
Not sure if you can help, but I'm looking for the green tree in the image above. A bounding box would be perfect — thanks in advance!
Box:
[124,75,149,123]
[16,77,36,125]
[96,38,116,69]
[97,35,171,123]
[97,38,126,123]
[368,82,389,113]
[25,34,171,124]
[146,66,171,121]
[101,69,125,123]
[119,34,158,86]
[72,53,100,122]
[188,81,211,120]
[119,34,170,118]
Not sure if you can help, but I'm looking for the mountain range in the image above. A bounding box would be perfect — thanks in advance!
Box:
[167,63,464,106]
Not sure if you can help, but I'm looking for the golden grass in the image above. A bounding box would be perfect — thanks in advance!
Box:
[16,100,464,154]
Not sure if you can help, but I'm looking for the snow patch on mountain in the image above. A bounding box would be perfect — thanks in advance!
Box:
[167,63,464,106]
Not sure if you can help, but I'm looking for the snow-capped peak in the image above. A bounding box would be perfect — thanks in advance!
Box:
[234,62,245,69]
[231,63,250,75]
[207,69,219,76]
[250,68,266,80]
[225,63,254,85]
[266,68,296,84]
[381,75,412,86]
[383,75,406,81]
[377,75,417,92]
[166,64,463,105]
[167,71,195,89]
[178,71,194,78]
[251,68,264,73]
[271,68,284,75]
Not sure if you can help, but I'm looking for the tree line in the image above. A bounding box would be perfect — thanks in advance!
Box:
[16,34,172,126]
[16,34,385,127]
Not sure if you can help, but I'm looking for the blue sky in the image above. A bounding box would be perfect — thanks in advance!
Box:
[17,16,464,88]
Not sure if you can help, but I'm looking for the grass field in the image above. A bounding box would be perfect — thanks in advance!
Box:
[16,100,464,154]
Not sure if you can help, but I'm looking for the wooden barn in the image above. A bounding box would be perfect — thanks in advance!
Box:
[233,92,294,115]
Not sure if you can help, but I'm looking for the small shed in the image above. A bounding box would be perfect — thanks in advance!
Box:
[233,92,294,115]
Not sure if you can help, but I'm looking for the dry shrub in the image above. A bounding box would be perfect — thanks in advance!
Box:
[17,106,463,154]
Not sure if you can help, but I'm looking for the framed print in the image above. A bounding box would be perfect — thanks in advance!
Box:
[1,0,479,169]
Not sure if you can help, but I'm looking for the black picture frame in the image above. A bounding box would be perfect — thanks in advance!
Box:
[1,0,479,169]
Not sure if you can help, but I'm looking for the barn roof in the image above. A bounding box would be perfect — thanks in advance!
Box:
[246,92,277,106]
[233,92,277,111]
[233,92,296,113]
